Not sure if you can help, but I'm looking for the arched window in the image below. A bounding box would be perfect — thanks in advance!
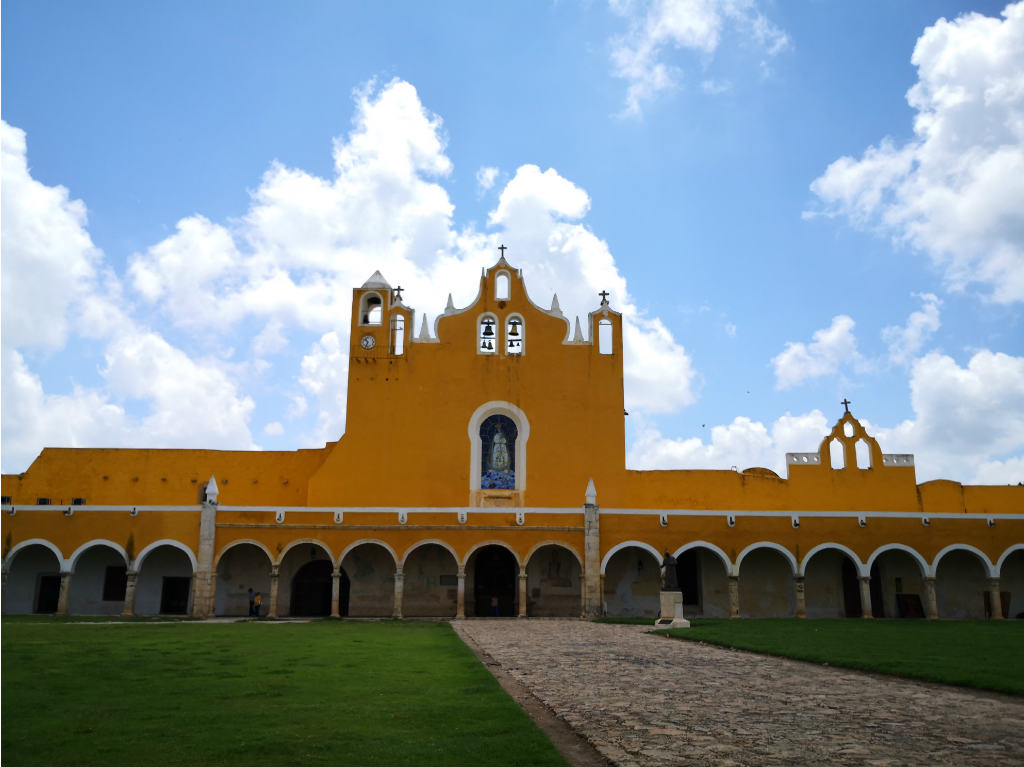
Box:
[855,439,871,469]
[598,319,613,355]
[480,415,518,489]
[506,315,524,355]
[360,293,383,326]
[830,438,845,469]
[391,315,405,355]
[478,315,498,354]
[495,272,510,301]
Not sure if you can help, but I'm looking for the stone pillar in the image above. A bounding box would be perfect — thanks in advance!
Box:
[518,568,528,618]
[859,577,873,619]
[598,574,606,617]
[268,565,280,618]
[191,499,218,618]
[456,567,466,619]
[121,570,138,617]
[794,576,806,619]
[393,566,404,619]
[923,576,938,620]
[728,575,740,618]
[988,577,1003,620]
[331,568,341,618]
[56,571,72,616]
[582,497,602,618]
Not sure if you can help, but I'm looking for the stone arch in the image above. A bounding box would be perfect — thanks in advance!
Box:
[477,312,499,354]
[799,543,866,577]
[68,539,129,571]
[214,540,274,617]
[800,543,866,619]
[4,538,65,571]
[402,540,459,617]
[66,540,130,616]
[339,538,399,570]
[465,540,521,617]
[467,401,530,494]
[461,539,522,569]
[671,541,732,618]
[933,545,992,619]
[276,538,333,567]
[359,291,384,325]
[277,540,334,617]
[997,545,1024,619]
[1,539,64,614]
[735,542,797,577]
[932,544,996,578]
[401,539,459,570]
[737,543,797,617]
[505,313,524,355]
[866,543,929,577]
[214,538,274,570]
[525,542,582,617]
[134,541,196,616]
[600,540,661,574]
[601,542,661,618]
[340,540,398,618]
[866,544,929,618]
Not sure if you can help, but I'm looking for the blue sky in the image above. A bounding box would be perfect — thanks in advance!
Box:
[3,0,1022,484]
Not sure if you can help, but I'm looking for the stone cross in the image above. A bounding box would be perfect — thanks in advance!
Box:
[841,398,851,414]
[599,290,610,304]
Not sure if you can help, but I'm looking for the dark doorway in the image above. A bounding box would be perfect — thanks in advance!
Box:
[160,576,191,614]
[870,562,885,618]
[291,560,332,616]
[473,545,517,616]
[841,557,862,618]
[675,551,701,611]
[35,574,60,613]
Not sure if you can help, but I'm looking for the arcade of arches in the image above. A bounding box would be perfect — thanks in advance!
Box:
[3,256,1022,620]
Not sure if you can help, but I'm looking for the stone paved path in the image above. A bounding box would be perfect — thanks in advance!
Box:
[452,620,1024,767]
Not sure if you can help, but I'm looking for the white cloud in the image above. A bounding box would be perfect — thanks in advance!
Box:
[0,121,111,350]
[882,293,941,364]
[871,350,1024,482]
[610,0,789,116]
[264,421,285,436]
[772,315,862,389]
[628,409,828,474]
[476,166,499,192]
[298,331,350,445]
[808,2,1024,303]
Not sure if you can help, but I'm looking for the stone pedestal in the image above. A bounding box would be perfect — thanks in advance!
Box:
[654,591,690,629]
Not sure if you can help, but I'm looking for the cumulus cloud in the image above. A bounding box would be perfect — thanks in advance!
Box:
[628,409,829,475]
[476,166,499,192]
[882,293,941,364]
[772,315,863,389]
[808,2,1024,303]
[870,350,1024,483]
[610,0,789,116]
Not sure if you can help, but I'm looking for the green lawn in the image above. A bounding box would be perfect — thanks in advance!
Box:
[637,618,1024,695]
[1,619,567,767]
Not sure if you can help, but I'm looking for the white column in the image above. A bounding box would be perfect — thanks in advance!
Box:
[268,565,280,618]
[859,576,873,619]
[518,568,528,618]
[331,568,341,618]
[393,566,404,619]
[456,567,466,619]
[923,576,938,620]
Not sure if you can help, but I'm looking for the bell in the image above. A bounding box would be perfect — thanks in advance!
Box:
[482,323,494,337]
[508,322,520,337]
[485,340,493,350]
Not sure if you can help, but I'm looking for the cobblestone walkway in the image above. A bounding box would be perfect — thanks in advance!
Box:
[452,619,1024,767]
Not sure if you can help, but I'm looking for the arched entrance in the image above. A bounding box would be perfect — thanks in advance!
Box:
[1000,549,1024,619]
[603,546,660,617]
[135,545,194,616]
[935,549,988,619]
[68,544,127,616]
[525,545,581,616]
[290,560,340,617]
[739,548,795,618]
[403,543,458,618]
[869,548,926,618]
[2,543,62,614]
[468,545,517,616]
[214,543,272,616]
[341,543,396,618]
[803,548,862,618]
[673,546,731,618]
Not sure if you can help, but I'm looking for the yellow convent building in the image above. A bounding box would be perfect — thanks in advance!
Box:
[3,255,1022,621]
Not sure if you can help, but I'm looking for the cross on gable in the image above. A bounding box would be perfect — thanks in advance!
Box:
[498,244,507,258]
[393,285,404,302]
[599,290,610,304]
[841,398,851,414]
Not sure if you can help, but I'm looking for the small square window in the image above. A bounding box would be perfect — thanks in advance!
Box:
[36,497,51,506]
[1,496,11,505]
[72,497,86,506]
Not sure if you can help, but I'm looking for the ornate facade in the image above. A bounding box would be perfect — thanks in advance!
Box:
[3,254,1022,620]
